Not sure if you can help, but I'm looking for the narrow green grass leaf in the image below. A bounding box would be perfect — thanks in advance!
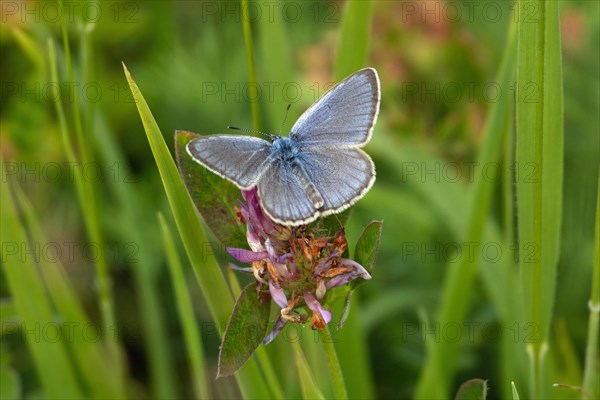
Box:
[415,19,517,399]
[217,282,271,377]
[0,177,83,399]
[0,299,17,326]
[582,174,600,399]
[158,213,210,400]
[511,381,521,400]
[122,64,271,398]
[123,63,232,332]
[57,0,116,342]
[333,5,376,396]
[241,0,261,131]
[256,0,294,132]
[0,366,20,400]
[455,379,488,400]
[335,0,374,80]
[319,326,348,400]
[13,184,125,398]
[11,27,45,73]
[174,131,247,249]
[91,114,175,399]
[293,342,326,400]
[516,1,564,397]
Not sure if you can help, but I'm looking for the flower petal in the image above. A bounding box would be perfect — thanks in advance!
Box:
[227,247,268,263]
[269,279,288,309]
[227,263,253,274]
[246,224,264,252]
[325,259,372,289]
[263,316,287,345]
[304,291,332,324]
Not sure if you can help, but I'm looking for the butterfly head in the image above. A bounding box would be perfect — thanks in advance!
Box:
[271,135,299,162]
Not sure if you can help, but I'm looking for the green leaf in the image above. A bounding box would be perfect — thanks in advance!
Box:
[0,367,20,400]
[415,18,517,399]
[123,63,271,398]
[338,290,353,329]
[582,173,600,399]
[353,220,383,274]
[337,221,382,328]
[352,220,383,287]
[13,184,125,398]
[217,282,271,377]
[454,379,488,400]
[256,0,295,132]
[1,177,83,398]
[335,0,374,81]
[516,1,564,397]
[174,131,247,249]
[158,213,210,400]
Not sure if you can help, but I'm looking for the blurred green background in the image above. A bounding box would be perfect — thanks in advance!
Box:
[1,1,598,399]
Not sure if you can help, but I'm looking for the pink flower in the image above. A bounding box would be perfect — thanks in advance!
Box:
[229,188,371,343]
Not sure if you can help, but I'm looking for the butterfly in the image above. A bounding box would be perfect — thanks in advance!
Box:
[186,68,380,226]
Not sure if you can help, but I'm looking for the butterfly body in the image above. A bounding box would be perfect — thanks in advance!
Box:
[187,68,380,226]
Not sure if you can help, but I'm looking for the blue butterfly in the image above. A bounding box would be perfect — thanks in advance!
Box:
[187,68,380,226]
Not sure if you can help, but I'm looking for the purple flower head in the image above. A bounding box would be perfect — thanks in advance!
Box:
[231,187,372,341]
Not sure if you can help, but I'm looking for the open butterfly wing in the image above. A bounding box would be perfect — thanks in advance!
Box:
[257,160,319,226]
[187,135,272,190]
[290,68,380,147]
[294,146,375,213]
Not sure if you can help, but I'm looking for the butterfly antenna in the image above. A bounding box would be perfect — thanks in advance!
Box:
[228,125,277,140]
[279,104,292,135]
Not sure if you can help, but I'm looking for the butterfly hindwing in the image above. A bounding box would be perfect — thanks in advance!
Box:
[295,146,375,213]
[257,160,319,225]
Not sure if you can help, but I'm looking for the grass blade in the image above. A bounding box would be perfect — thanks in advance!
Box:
[1,176,83,398]
[516,1,564,397]
[335,0,374,80]
[158,213,209,399]
[122,64,271,398]
[582,174,600,398]
[511,381,521,400]
[293,342,326,400]
[329,2,377,397]
[415,19,517,399]
[57,0,116,342]
[13,183,125,398]
[319,327,348,400]
[256,0,294,132]
[241,0,262,131]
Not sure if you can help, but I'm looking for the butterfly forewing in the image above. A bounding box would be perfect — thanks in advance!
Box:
[290,68,380,147]
[187,135,272,189]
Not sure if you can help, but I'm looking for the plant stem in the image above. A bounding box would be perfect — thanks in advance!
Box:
[582,174,600,398]
[319,327,348,400]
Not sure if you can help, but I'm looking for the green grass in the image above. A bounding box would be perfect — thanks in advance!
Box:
[516,1,564,397]
[1,0,597,399]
